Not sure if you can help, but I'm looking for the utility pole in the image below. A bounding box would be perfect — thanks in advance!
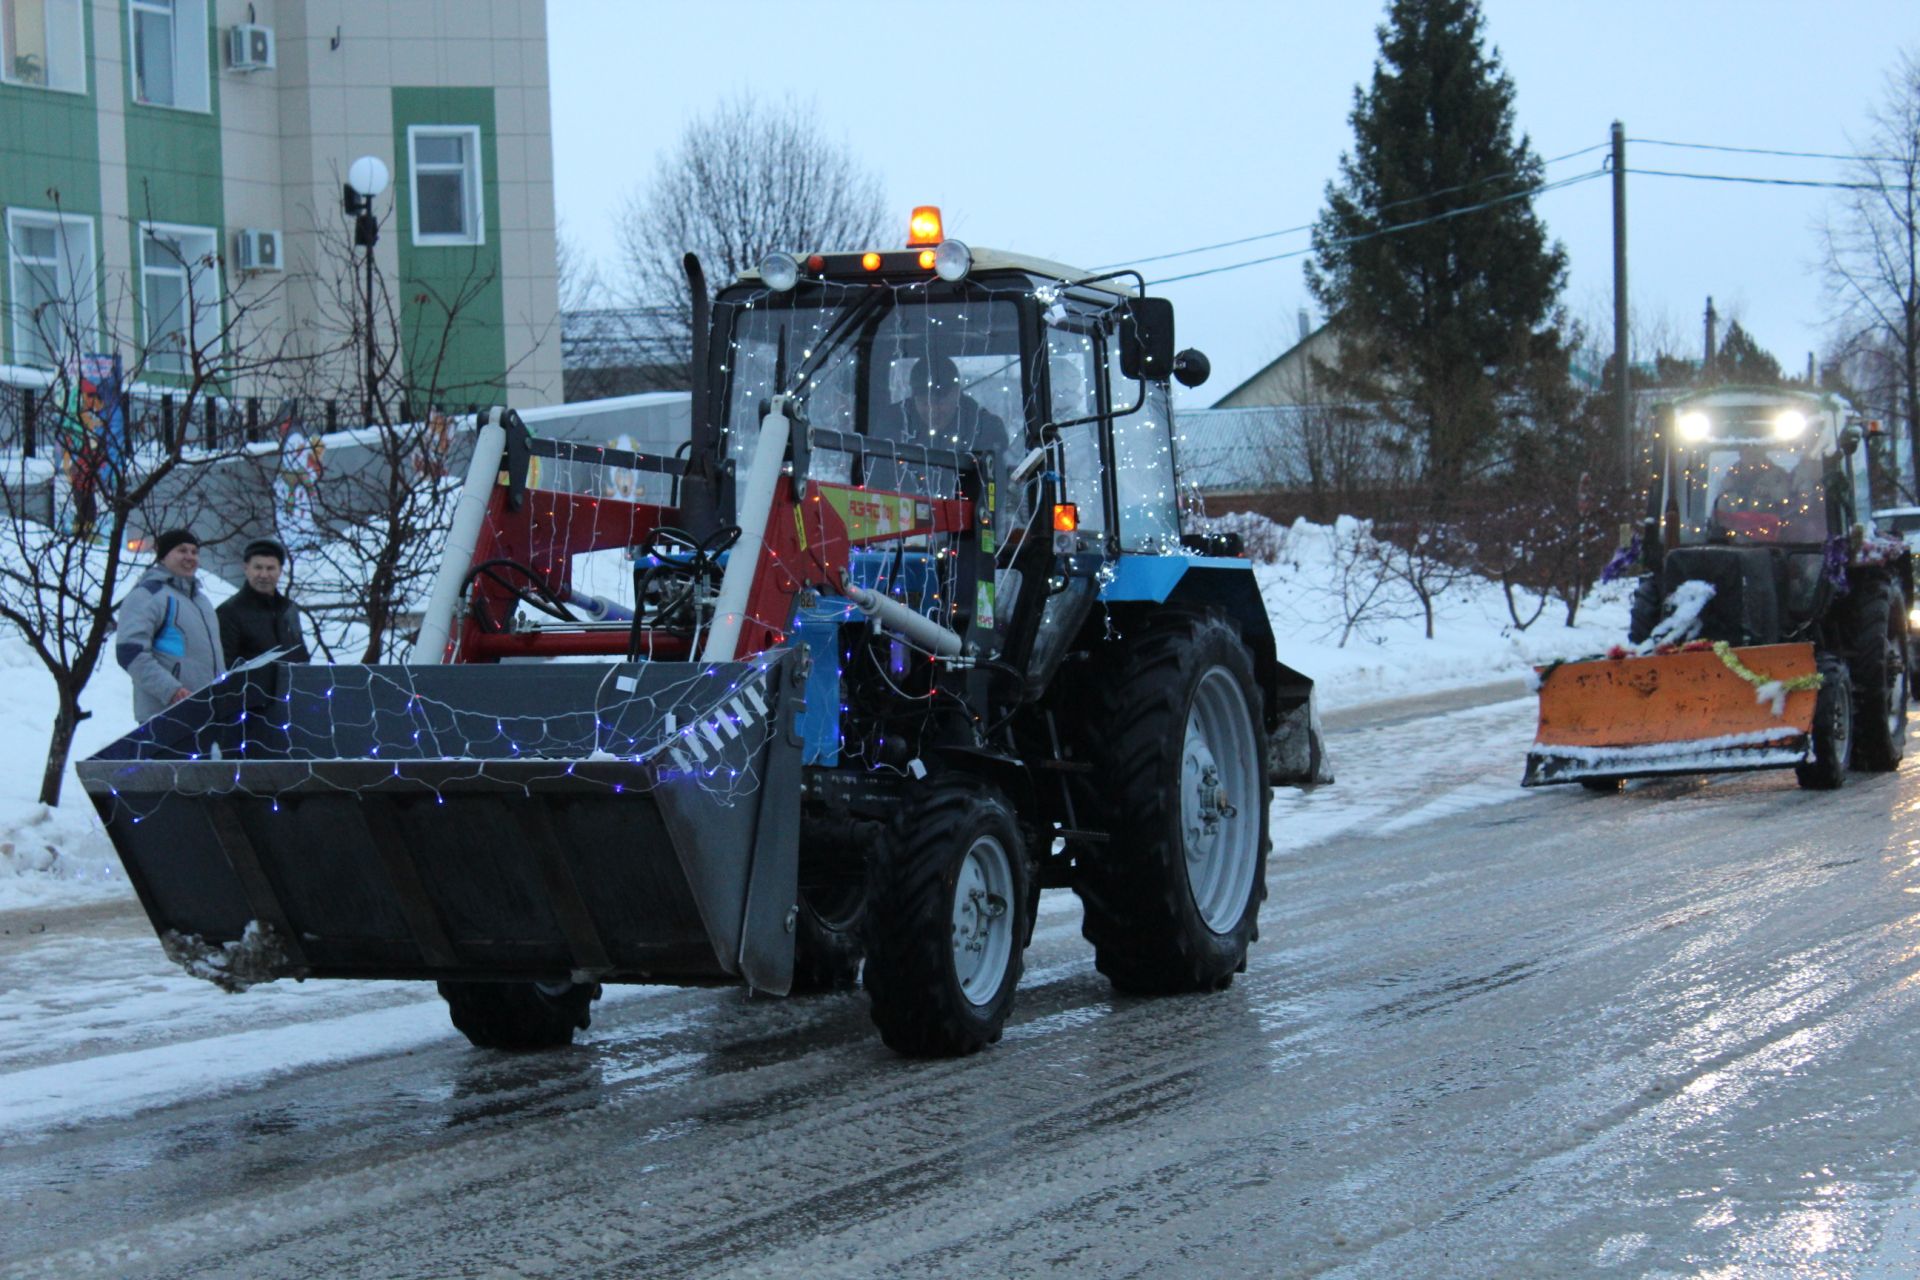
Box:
[1612,121,1630,482]
[1704,296,1718,375]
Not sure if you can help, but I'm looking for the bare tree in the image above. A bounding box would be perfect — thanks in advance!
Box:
[1821,48,1920,496]
[1369,488,1472,640]
[1248,355,1399,524]
[1307,516,1416,648]
[257,219,507,662]
[556,216,602,313]
[0,199,302,805]
[1462,393,1632,629]
[614,93,888,360]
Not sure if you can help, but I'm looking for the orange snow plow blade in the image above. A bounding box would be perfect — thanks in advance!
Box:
[1523,643,1818,786]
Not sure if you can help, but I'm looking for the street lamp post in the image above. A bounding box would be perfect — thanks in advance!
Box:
[344,156,390,426]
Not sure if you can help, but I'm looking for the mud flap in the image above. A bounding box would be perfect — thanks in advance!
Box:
[1269,690,1334,787]
[1524,643,1817,785]
[77,652,806,995]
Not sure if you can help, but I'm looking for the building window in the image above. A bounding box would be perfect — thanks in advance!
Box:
[138,223,218,374]
[408,125,484,246]
[129,0,207,111]
[6,209,96,367]
[1,0,85,92]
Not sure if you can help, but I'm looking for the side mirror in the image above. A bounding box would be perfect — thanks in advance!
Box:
[1173,348,1211,388]
[1840,423,1864,453]
[1120,297,1175,380]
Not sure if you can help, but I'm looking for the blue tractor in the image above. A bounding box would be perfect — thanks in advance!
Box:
[80,210,1325,1057]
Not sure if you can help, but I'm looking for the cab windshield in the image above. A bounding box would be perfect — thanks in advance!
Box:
[1675,439,1829,546]
[713,279,1181,553]
[717,288,1026,486]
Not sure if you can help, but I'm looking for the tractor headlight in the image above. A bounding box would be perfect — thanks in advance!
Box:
[1773,409,1808,440]
[932,239,972,283]
[759,252,800,292]
[1677,411,1711,442]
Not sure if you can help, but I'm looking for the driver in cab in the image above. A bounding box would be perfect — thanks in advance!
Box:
[1712,444,1795,541]
[900,355,1010,462]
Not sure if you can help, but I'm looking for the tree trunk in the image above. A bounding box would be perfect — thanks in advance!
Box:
[1502,576,1547,631]
[39,689,85,808]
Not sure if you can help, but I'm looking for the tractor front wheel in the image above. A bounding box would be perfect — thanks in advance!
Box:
[863,780,1029,1056]
[437,980,601,1050]
[1796,657,1854,791]
[1848,580,1908,772]
[1077,613,1271,994]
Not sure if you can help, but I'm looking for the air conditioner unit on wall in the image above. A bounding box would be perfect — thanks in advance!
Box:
[236,229,283,273]
[228,24,275,72]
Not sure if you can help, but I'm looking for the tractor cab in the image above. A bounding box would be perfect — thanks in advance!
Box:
[1653,388,1871,648]
[1668,388,1864,551]
[704,212,1215,698]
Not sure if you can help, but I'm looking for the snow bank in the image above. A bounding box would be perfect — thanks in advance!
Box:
[0,544,234,909]
[1237,515,1628,712]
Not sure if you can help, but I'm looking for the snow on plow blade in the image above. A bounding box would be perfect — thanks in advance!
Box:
[75,652,804,994]
[1523,643,1817,786]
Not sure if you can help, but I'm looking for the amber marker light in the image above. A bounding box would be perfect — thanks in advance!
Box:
[918,249,937,269]
[1052,503,1079,533]
[861,252,882,271]
[907,205,944,246]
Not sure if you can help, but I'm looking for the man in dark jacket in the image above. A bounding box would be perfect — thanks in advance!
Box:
[217,538,311,667]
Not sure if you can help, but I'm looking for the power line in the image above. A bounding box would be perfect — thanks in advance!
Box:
[1632,137,1904,165]
[1145,167,1608,286]
[1097,140,1614,271]
[1625,166,1908,192]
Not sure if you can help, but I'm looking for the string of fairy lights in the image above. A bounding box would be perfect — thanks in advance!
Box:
[93,649,787,825]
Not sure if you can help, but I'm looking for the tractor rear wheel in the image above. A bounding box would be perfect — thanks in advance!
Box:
[1796,657,1853,791]
[863,780,1029,1056]
[1076,613,1271,994]
[437,980,601,1050]
[1847,580,1908,772]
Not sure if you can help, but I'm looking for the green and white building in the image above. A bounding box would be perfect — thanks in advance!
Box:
[0,0,561,408]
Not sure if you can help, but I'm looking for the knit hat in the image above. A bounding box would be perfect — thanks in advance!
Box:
[154,529,199,560]
[242,537,289,565]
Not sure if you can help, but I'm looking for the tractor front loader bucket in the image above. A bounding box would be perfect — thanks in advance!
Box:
[76,651,805,995]
[1524,643,1818,785]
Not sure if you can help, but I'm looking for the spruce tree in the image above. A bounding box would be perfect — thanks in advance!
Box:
[1710,320,1784,385]
[1307,0,1568,488]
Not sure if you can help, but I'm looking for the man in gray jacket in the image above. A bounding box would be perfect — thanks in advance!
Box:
[117,528,225,722]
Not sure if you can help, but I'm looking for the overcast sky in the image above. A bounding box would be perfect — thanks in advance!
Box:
[548,1,1916,406]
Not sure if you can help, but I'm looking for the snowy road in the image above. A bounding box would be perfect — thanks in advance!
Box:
[7,692,1920,1277]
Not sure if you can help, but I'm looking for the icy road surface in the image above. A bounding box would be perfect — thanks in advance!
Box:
[7,691,1920,1278]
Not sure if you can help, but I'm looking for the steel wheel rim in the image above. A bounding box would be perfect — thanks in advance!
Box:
[1181,666,1261,932]
[952,833,1014,1006]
